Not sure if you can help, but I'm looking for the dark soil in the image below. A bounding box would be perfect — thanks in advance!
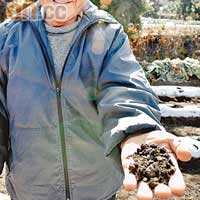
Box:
[151,79,200,87]
[159,96,200,104]
[127,144,176,190]
[161,117,200,127]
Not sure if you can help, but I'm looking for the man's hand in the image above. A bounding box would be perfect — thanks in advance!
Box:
[120,131,192,200]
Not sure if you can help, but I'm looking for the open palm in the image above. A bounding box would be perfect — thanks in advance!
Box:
[120,131,192,200]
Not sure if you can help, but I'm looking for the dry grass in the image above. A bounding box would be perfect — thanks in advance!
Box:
[127,25,200,62]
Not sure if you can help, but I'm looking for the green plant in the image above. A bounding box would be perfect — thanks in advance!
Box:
[91,0,147,29]
[142,58,200,83]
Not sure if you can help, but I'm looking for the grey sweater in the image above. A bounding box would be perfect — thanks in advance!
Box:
[45,17,81,79]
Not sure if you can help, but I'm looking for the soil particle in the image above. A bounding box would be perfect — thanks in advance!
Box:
[127,144,176,190]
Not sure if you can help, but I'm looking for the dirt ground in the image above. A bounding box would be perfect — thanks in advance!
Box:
[0,159,199,200]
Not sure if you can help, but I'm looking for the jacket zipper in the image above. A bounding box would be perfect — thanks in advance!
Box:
[56,85,70,199]
[29,21,71,199]
[29,18,116,200]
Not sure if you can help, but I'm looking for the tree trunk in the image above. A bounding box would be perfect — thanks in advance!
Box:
[0,0,6,22]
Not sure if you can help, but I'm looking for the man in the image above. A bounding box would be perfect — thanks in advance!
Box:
[0,0,191,200]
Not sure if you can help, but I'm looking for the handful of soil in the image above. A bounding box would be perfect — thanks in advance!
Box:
[127,144,176,190]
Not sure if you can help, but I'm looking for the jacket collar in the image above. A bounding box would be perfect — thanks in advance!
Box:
[11,0,117,69]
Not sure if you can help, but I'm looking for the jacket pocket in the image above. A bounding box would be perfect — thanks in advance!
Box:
[8,126,63,190]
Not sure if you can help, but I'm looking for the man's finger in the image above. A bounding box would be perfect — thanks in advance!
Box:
[136,182,153,200]
[123,169,137,191]
[176,143,191,161]
[168,154,186,196]
[169,139,192,162]
[145,136,172,152]
[154,183,172,199]
[145,136,170,146]
[169,169,186,196]
[121,141,140,191]
[122,158,137,191]
[146,136,192,162]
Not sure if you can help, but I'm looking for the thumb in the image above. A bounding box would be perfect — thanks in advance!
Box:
[169,138,192,162]
[120,140,140,191]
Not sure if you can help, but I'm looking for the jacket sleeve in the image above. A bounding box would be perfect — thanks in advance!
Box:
[96,25,165,157]
[0,21,10,174]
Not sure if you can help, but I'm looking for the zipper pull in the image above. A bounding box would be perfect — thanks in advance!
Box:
[56,87,61,96]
